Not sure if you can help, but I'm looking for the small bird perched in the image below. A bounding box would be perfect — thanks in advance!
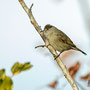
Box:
[43,24,87,57]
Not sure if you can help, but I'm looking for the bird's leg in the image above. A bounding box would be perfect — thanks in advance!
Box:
[35,44,50,48]
[54,52,61,60]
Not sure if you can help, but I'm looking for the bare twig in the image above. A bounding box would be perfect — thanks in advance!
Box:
[18,0,79,90]
[35,45,46,48]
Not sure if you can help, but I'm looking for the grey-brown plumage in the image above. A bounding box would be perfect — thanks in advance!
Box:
[43,24,87,55]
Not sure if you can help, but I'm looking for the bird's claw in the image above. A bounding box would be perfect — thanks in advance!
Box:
[54,53,61,60]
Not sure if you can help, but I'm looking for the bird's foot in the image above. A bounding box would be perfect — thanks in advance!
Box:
[54,53,61,60]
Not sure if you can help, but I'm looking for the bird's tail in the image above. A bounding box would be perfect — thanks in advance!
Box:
[73,47,87,55]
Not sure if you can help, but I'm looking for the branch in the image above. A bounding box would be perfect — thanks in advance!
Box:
[18,0,79,90]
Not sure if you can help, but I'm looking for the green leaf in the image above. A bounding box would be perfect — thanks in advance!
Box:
[22,62,32,71]
[11,62,32,75]
[11,62,23,75]
[0,76,13,90]
[0,69,5,80]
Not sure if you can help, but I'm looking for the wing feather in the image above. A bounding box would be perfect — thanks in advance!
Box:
[55,28,76,47]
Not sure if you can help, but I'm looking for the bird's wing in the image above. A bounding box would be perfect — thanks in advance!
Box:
[56,28,76,47]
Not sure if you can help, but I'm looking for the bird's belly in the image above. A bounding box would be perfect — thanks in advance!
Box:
[49,39,70,52]
[45,32,71,52]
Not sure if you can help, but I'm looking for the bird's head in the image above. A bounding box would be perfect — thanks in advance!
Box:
[44,24,53,32]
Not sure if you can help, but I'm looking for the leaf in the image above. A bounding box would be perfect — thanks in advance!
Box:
[69,62,80,79]
[22,62,32,71]
[11,62,23,75]
[0,76,13,90]
[48,80,58,88]
[61,50,74,60]
[0,69,5,80]
[81,73,90,80]
[11,62,32,75]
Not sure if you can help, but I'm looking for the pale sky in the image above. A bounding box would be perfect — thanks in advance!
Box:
[0,0,90,90]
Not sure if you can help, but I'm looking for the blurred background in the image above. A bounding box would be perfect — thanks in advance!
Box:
[0,0,90,90]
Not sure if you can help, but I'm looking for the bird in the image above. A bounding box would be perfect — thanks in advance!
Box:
[43,24,87,57]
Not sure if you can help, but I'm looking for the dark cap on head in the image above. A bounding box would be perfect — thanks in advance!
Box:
[44,24,53,31]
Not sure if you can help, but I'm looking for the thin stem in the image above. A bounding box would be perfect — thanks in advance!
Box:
[35,45,46,48]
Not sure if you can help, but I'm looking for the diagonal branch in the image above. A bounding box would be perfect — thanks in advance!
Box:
[18,0,79,90]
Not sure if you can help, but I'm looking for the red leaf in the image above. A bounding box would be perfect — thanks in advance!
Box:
[81,73,90,80]
[48,80,58,88]
[61,50,74,60]
[69,62,80,79]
